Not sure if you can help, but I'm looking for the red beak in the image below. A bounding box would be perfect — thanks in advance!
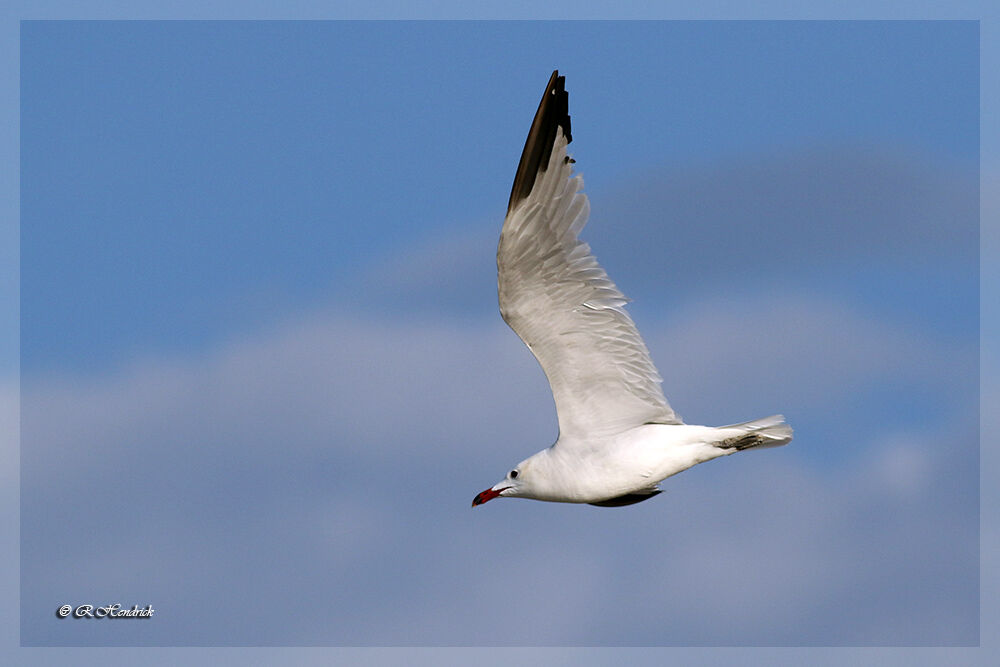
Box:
[472,486,508,507]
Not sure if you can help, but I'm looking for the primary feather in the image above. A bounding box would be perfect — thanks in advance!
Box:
[498,72,681,441]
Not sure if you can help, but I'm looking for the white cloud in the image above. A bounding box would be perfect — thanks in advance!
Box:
[21,287,973,485]
[645,293,974,425]
[18,288,977,645]
[862,433,933,500]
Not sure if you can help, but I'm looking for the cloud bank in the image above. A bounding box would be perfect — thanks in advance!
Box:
[20,289,977,645]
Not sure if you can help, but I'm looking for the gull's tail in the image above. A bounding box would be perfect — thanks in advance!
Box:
[714,414,793,451]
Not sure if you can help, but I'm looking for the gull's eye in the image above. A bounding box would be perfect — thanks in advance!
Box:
[509,470,519,479]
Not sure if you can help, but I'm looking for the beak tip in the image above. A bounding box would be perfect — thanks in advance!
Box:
[471,486,507,508]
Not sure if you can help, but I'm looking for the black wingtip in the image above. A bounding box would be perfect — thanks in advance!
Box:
[506,70,573,214]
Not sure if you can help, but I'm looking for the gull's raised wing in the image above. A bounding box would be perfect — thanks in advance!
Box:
[498,71,682,441]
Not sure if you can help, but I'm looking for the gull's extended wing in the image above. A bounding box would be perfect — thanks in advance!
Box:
[498,71,682,441]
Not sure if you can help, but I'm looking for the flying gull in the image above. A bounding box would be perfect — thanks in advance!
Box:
[473,71,792,508]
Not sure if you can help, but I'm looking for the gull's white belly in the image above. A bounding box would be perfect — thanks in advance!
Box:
[540,424,731,503]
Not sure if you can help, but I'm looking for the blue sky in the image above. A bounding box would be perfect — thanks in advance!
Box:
[20,20,978,375]
[5,10,995,665]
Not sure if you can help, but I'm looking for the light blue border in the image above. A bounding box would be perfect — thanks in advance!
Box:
[4,3,994,665]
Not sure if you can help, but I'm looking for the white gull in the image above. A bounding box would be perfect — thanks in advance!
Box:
[473,71,792,508]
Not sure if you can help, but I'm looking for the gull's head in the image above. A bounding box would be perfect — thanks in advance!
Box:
[472,457,539,507]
